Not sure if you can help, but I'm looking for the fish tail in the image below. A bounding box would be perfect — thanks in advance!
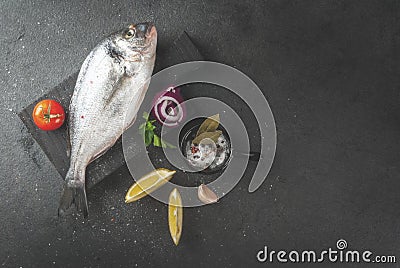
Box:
[58,170,88,218]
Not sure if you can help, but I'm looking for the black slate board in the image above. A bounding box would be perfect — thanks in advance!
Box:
[18,32,204,189]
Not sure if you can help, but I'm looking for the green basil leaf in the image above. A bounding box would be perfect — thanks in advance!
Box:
[160,140,167,148]
[162,139,177,149]
[138,122,146,130]
[153,134,161,147]
[144,129,154,146]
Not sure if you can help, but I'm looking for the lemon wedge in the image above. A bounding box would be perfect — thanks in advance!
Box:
[168,188,183,246]
[125,168,176,203]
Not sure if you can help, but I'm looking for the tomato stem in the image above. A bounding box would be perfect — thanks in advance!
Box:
[39,104,62,123]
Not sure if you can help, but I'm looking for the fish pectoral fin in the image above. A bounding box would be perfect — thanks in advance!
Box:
[123,54,142,76]
[123,65,137,77]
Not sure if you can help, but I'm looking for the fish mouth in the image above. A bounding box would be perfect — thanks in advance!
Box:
[142,23,157,52]
[132,22,156,39]
[144,23,157,40]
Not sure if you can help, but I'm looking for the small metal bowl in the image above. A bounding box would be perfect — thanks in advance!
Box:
[179,118,232,174]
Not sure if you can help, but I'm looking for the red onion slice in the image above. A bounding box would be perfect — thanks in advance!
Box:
[151,86,185,127]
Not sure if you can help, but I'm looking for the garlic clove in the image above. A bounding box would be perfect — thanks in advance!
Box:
[198,184,219,204]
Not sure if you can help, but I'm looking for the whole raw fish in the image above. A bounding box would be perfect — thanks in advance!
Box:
[59,22,157,217]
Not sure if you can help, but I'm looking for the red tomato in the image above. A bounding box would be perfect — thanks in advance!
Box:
[32,99,65,131]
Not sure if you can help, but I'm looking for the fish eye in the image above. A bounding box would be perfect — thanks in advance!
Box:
[124,29,135,39]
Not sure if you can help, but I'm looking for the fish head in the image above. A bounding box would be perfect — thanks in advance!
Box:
[113,22,157,60]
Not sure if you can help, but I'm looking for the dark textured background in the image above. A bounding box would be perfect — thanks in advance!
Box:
[1,0,399,267]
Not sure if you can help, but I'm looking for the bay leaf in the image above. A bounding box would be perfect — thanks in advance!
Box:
[196,114,220,137]
[192,130,222,145]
